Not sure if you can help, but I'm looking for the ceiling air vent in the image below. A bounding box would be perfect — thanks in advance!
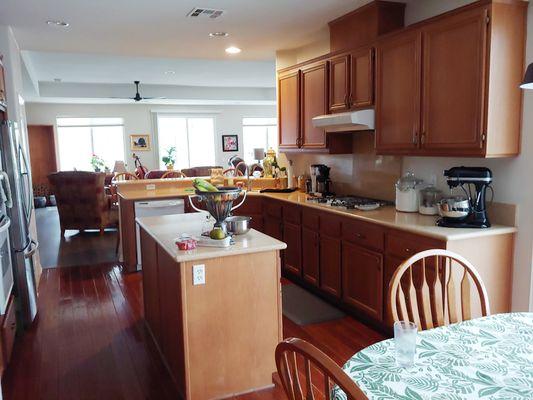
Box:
[187,7,225,19]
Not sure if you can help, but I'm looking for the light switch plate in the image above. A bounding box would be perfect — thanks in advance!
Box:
[192,264,206,285]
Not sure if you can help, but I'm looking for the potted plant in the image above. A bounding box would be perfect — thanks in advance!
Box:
[90,154,106,172]
[162,146,176,170]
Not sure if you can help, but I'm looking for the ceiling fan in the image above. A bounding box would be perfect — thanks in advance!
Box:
[113,80,166,102]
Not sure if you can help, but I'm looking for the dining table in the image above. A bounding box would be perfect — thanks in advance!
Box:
[333,313,533,399]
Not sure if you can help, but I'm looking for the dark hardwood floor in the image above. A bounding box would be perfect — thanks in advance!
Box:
[2,263,385,400]
[36,207,119,268]
[3,211,386,399]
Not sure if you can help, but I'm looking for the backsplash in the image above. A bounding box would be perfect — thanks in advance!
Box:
[282,132,402,201]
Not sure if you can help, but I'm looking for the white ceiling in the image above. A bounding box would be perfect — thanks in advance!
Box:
[2,0,371,60]
[23,51,277,87]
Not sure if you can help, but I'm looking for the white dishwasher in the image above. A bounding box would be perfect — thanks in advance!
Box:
[135,199,185,270]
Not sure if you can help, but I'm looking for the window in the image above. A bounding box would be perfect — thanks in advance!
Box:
[56,117,125,171]
[156,115,216,170]
[242,117,278,164]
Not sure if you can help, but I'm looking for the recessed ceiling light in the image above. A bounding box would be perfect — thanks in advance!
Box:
[46,20,70,27]
[209,32,229,38]
[164,70,176,75]
[225,46,241,54]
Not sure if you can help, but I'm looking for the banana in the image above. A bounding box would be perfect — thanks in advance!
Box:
[193,178,219,192]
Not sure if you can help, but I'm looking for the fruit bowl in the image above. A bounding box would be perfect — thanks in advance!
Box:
[188,187,246,232]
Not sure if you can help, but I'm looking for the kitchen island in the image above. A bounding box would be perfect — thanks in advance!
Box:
[136,212,286,400]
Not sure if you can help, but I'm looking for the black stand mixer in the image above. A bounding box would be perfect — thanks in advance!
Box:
[437,166,493,228]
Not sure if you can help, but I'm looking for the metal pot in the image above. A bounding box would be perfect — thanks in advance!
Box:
[437,196,471,219]
[225,216,252,235]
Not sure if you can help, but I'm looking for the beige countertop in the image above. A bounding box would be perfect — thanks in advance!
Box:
[125,185,516,242]
[136,212,287,263]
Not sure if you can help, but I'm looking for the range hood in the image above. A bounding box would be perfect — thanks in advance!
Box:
[312,109,375,132]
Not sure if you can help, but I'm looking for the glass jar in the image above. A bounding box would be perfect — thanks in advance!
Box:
[419,185,443,215]
[210,168,224,187]
[262,148,277,178]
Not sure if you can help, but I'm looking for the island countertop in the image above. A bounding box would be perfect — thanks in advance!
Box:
[136,212,287,263]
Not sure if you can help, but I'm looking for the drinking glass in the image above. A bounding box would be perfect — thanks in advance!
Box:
[394,321,417,367]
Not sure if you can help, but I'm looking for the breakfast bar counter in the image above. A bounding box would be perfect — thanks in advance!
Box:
[136,212,286,400]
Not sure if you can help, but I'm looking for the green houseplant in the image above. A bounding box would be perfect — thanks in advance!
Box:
[162,146,176,170]
[90,154,106,172]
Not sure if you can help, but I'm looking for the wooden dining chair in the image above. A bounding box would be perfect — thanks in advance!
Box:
[160,170,186,179]
[275,338,368,400]
[388,249,490,330]
[111,172,138,183]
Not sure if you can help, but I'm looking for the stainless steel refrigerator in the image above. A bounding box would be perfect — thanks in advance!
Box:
[0,120,38,326]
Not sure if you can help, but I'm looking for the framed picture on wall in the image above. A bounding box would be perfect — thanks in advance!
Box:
[222,135,238,152]
[130,134,151,151]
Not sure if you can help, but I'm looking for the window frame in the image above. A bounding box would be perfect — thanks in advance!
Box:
[55,117,126,171]
[241,116,278,164]
[154,113,218,170]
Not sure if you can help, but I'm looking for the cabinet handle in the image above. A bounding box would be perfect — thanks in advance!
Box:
[348,93,353,106]
[355,233,366,239]
[420,133,426,145]
[412,130,418,145]
[405,248,411,253]
[10,322,15,329]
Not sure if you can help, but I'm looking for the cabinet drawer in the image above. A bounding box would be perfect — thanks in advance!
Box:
[264,201,283,219]
[302,208,319,230]
[283,204,301,225]
[342,219,385,251]
[2,295,16,367]
[320,213,342,237]
[386,231,445,259]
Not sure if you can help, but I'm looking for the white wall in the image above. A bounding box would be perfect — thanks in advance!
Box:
[0,25,24,121]
[25,102,276,171]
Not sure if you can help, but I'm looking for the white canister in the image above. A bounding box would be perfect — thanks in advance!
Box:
[395,172,424,213]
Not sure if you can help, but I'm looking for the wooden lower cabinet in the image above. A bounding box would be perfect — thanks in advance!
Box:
[302,227,320,286]
[319,235,342,298]
[283,221,302,276]
[264,217,282,241]
[342,242,383,321]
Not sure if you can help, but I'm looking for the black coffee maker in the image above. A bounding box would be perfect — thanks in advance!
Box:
[437,166,493,228]
[309,164,333,196]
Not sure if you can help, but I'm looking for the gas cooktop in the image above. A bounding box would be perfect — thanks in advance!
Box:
[306,195,393,211]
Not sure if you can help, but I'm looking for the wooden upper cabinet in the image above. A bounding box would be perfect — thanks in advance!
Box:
[278,69,300,149]
[375,30,422,152]
[300,62,327,148]
[421,6,488,155]
[328,54,350,113]
[349,47,374,108]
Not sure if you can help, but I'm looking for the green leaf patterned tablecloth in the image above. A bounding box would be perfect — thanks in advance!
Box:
[333,313,533,400]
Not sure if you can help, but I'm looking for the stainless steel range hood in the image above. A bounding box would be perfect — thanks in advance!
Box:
[312,109,374,132]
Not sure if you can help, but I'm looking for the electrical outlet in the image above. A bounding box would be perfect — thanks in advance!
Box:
[146,184,156,190]
[192,264,206,285]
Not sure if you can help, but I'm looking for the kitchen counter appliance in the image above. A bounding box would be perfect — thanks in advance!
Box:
[309,164,333,196]
[437,166,492,228]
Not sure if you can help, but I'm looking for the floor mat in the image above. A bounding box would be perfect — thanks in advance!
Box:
[282,284,345,325]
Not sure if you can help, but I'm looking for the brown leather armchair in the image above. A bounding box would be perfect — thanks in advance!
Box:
[48,171,119,236]
[180,166,222,177]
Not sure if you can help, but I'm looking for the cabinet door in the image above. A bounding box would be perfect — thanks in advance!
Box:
[140,229,161,342]
[421,7,487,154]
[375,30,422,152]
[302,227,319,286]
[278,70,301,149]
[283,221,302,276]
[350,47,374,108]
[342,242,383,321]
[301,62,327,148]
[328,54,350,113]
[320,235,342,298]
[264,217,283,241]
